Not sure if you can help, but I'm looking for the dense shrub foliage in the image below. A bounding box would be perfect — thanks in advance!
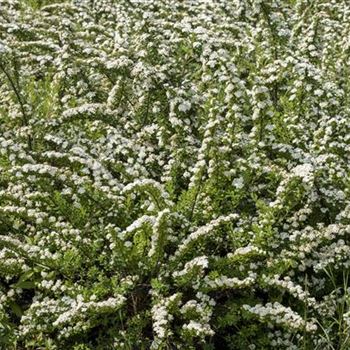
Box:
[1,0,350,349]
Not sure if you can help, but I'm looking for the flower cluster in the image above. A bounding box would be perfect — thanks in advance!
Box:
[243,302,317,332]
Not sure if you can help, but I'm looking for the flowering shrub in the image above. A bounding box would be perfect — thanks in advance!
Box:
[1,0,350,349]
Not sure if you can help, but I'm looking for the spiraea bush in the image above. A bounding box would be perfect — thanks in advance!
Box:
[1,0,350,349]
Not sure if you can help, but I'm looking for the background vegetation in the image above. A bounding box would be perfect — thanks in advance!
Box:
[1,0,350,349]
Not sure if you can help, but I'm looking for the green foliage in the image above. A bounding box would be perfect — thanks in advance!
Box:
[1,0,350,349]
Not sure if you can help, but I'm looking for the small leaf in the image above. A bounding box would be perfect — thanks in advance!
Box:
[9,302,23,317]
[14,280,36,289]
[17,270,34,284]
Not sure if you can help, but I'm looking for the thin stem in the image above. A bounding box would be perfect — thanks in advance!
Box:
[0,61,33,150]
[189,175,203,222]
[0,62,28,126]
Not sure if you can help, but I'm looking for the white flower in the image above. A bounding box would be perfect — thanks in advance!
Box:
[233,177,244,189]
[292,163,314,181]
[178,101,191,112]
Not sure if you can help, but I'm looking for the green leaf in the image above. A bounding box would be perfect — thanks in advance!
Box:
[17,270,34,284]
[9,302,22,317]
[14,280,36,289]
